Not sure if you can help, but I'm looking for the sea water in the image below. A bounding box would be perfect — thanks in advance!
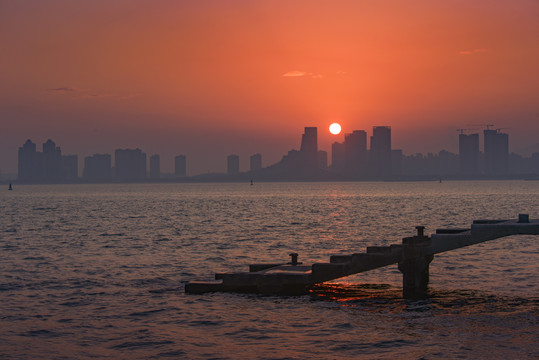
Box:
[1,181,538,359]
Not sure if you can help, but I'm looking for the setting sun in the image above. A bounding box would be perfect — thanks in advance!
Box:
[329,123,342,135]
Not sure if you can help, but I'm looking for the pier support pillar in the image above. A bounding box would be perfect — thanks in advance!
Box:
[398,226,433,300]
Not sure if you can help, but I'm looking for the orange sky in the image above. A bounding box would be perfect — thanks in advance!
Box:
[1,0,538,175]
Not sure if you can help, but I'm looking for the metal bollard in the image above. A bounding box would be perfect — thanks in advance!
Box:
[289,252,298,266]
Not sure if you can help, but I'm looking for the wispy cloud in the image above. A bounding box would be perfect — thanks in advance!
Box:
[283,70,309,77]
[47,86,140,100]
[48,87,80,93]
[459,48,490,55]
[282,70,324,79]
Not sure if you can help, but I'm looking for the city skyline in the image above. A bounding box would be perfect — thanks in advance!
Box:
[1,1,539,176]
[13,125,539,182]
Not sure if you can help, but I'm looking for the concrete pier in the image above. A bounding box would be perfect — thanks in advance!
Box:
[398,226,434,299]
[185,215,539,298]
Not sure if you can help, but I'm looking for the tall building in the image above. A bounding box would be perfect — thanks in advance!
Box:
[331,142,345,172]
[250,153,262,172]
[149,154,160,179]
[42,139,62,182]
[484,129,509,176]
[344,130,367,174]
[370,126,392,178]
[459,133,479,176]
[62,155,78,181]
[227,154,239,175]
[300,127,318,169]
[114,148,147,180]
[18,139,38,182]
[174,155,187,177]
[83,154,112,181]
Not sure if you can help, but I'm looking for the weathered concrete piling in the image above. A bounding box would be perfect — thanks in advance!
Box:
[398,226,434,299]
[185,215,539,298]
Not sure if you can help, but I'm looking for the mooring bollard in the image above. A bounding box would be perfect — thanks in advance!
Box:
[289,252,299,266]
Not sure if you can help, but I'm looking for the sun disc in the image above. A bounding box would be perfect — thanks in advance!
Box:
[329,123,341,135]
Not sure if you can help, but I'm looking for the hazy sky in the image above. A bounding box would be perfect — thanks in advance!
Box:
[1,0,538,175]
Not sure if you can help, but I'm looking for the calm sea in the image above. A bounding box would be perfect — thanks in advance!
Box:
[1,181,538,359]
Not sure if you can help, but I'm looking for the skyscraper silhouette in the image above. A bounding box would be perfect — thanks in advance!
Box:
[83,154,112,181]
[344,130,367,174]
[227,154,239,175]
[18,139,37,182]
[300,127,318,169]
[331,142,345,172]
[114,148,147,180]
[42,139,62,182]
[484,129,509,176]
[150,154,160,179]
[370,126,392,178]
[250,153,262,172]
[174,155,187,177]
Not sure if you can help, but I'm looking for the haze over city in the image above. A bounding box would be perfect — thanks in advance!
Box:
[1,0,539,175]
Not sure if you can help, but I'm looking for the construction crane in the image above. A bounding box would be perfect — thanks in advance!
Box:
[456,128,472,134]
[467,124,495,130]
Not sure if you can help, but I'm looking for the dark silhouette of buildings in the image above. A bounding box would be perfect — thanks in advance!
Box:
[18,139,77,183]
[13,126,537,183]
[331,142,345,172]
[344,130,368,175]
[42,139,63,182]
[83,154,112,181]
[114,148,146,180]
[484,129,509,176]
[250,153,262,172]
[150,154,160,179]
[227,154,239,175]
[174,155,187,177]
[459,133,480,176]
[261,127,327,179]
[300,127,318,169]
[18,139,38,182]
[369,126,392,178]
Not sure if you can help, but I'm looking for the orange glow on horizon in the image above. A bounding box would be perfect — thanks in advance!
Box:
[1,1,538,174]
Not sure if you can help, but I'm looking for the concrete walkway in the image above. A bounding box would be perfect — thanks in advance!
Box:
[185,214,538,298]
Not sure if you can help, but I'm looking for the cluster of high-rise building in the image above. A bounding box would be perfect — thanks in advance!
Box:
[330,126,394,178]
[18,139,78,183]
[15,126,538,183]
[17,139,187,183]
[458,128,510,176]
